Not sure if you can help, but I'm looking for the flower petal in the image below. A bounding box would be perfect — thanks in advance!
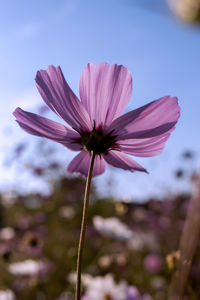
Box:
[35,65,92,131]
[117,133,172,157]
[103,150,147,173]
[110,96,180,139]
[13,108,82,151]
[67,150,106,177]
[79,62,132,127]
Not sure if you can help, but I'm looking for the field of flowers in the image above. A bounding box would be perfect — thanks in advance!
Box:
[0,144,199,300]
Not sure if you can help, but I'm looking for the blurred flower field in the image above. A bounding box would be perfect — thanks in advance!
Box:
[0,141,199,300]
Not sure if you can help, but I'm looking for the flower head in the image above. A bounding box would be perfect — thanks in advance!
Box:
[8,259,45,276]
[13,63,180,177]
[93,216,133,241]
[0,289,16,300]
[143,254,163,274]
[81,273,128,300]
[81,273,153,300]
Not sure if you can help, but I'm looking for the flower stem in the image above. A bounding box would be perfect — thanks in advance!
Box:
[75,151,95,300]
[169,173,200,299]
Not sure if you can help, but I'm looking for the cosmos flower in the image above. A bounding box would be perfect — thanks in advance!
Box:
[0,227,15,240]
[81,273,128,300]
[0,290,16,300]
[81,274,153,300]
[143,254,163,274]
[13,63,180,177]
[8,259,45,276]
[93,216,133,240]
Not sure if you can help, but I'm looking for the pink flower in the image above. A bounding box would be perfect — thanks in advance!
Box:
[13,63,180,177]
[143,254,163,274]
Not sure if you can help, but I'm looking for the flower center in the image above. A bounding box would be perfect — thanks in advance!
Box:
[80,123,117,155]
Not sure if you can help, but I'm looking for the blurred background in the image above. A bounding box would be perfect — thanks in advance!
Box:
[0,0,200,299]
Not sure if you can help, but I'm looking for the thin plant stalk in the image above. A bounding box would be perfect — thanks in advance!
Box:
[75,151,95,300]
[169,173,200,299]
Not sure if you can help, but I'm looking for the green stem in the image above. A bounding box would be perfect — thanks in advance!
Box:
[75,151,95,300]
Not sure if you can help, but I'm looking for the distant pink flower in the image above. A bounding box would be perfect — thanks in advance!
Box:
[143,254,163,274]
[13,63,180,177]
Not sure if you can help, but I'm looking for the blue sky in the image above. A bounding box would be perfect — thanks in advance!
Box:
[0,0,199,200]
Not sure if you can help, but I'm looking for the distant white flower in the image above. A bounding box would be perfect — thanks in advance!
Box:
[98,255,113,268]
[8,259,44,276]
[1,191,16,207]
[82,273,127,300]
[93,216,133,240]
[59,206,75,219]
[0,290,15,300]
[68,271,77,285]
[127,231,158,252]
[0,227,15,240]
[68,272,153,300]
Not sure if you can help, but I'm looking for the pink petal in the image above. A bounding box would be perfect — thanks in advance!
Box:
[79,62,132,127]
[110,96,180,140]
[13,108,82,151]
[103,150,147,173]
[35,66,92,131]
[67,150,106,177]
[117,133,171,157]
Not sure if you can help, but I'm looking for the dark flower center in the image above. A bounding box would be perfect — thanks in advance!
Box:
[29,236,39,247]
[2,250,11,261]
[104,294,112,300]
[80,122,118,155]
